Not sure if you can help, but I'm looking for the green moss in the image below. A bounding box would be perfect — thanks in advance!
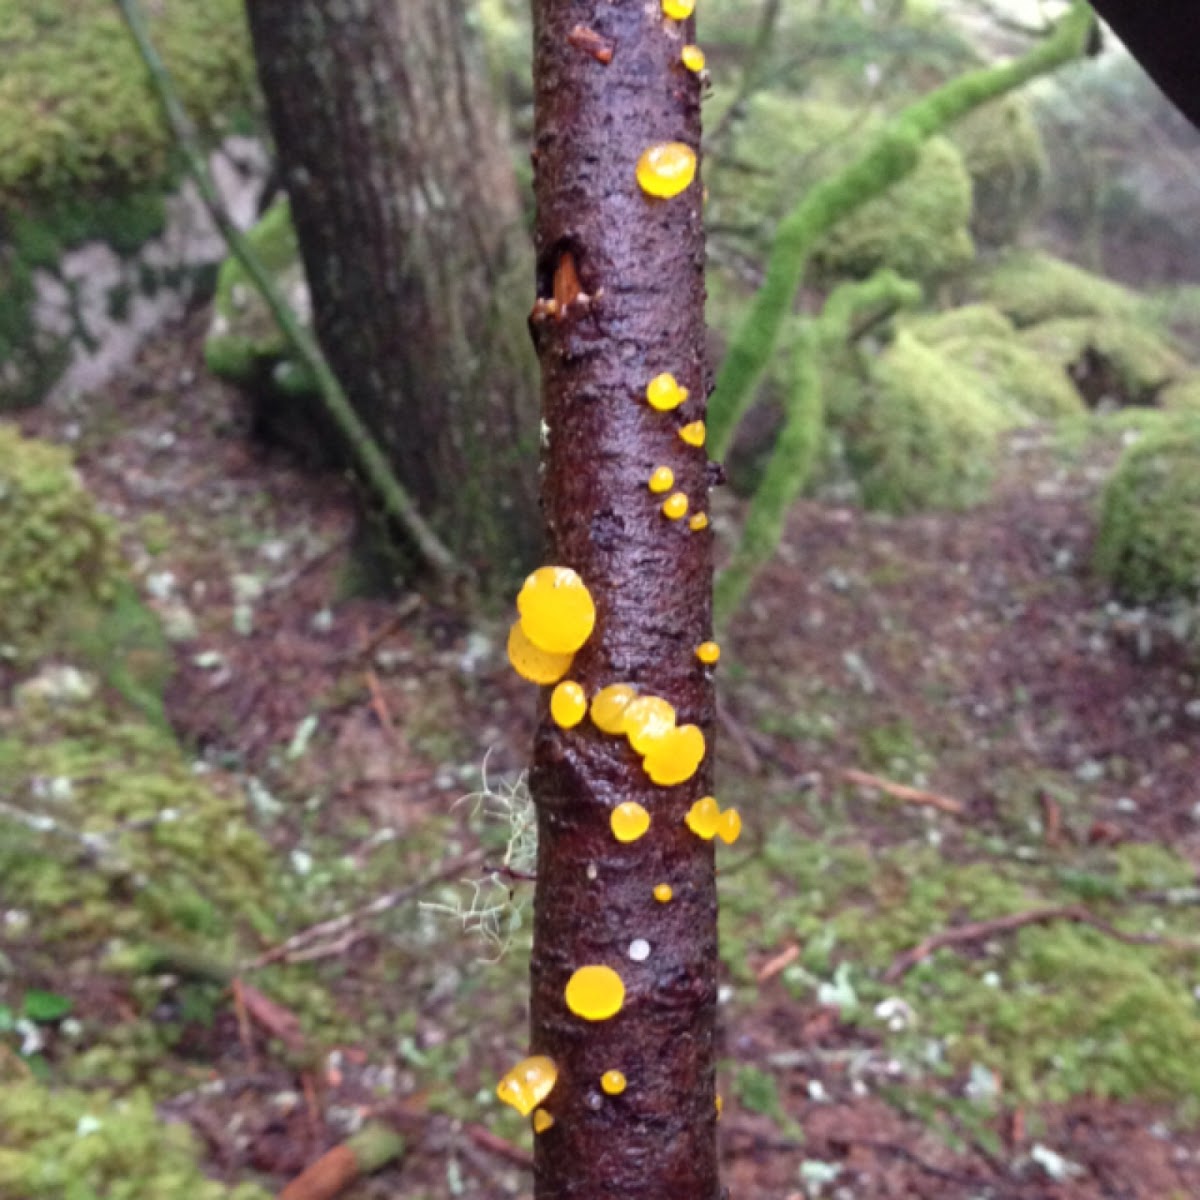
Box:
[1020,317,1186,408]
[902,303,1015,345]
[0,0,255,210]
[973,250,1140,327]
[1158,374,1200,414]
[1094,417,1200,603]
[0,1081,269,1200]
[951,95,1046,246]
[936,333,1085,420]
[846,332,1013,513]
[0,424,122,655]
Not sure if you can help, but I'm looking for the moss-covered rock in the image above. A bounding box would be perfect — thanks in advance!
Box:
[0,424,122,656]
[950,95,1046,247]
[0,0,255,209]
[0,1081,269,1200]
[708,95,975,286]
[1094,417,1200,604]
[973,250,1140,327]
[845,332,1013,513]
[1020,316,1187,408]
[936,333,1085,420]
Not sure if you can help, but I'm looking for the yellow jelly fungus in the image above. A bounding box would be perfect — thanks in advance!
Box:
[643,723,706,786]
[591,683,637,734]
[654,883,673,903]
[678,420,706,447]
[601,1070,627,1096]
[533,1109,554,1134]
[550,680,587,729]
[681,44,706,72]
[686,795,721,839]
[646,372,689,412]
[717,807,743,845]
[517,565,596,654]
[565,965,625,1021]
[662,492,689,521]
[648,466,675,494]
[610,801,651,843]
[496,1055,559,1116]
[663,0,696,18]
[716,1094,724,1119]
[688,512,709,532]
[507,621,573,685]
[622,695,677,754]
[695,641,721,665]
[636,142,697,200]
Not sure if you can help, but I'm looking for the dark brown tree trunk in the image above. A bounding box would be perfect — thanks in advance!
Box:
[527,3,719,1197]
[242,0,539,584]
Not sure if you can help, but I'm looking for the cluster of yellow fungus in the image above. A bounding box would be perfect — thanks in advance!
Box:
[685,796,742,844]
[601,1070,627,1096]
[611,800,651,843]
[662,0,696,18]
[507,566,596,684]
[695,640,720,665]
[646,372,689,412]
[497,1055,559,1116]
[648,466,675,494]
[636,142,697,199]
[565,964,626,1021]
[681,44,706,72]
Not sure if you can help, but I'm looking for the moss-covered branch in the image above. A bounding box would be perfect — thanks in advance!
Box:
[714,271,921,625]
[707,0,1094,459]
[114,0,464,584]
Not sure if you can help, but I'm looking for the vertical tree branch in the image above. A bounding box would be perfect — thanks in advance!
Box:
[527,2,718,1197]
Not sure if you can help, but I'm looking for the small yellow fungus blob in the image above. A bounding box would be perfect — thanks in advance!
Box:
[646,373,689,412]
[685,795,721,839]
[663,0,696,18]
[496,1055,559,1116]
[550,680,587,729]
[678,421,706,447]
[591,683,637,734]
[517,566,596,654]
[636,142,697,199]
[681,44,706,72]
[601,1070,627,1096]
[622,695,677,753]
[715,1094,724,1119]
[507,621,573,684]
[662,492,689,521]
[717,808,743,845]
[654,883,673,903]
[688,512,709,532]
[533,1109,555,1134]
[643,723,706,786]
[565,965,625,1021]
[695,641,721,665]
[611,801,651,843]
[648,466,675,494]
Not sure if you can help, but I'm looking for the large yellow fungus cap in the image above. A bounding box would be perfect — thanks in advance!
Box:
[610,801,651,843]
[507,621,573,684]
[517,566,596,654]
[646,372,689,411]
[663,0,696,18]
[685,795,721,839]
[622,695,677,754]
[565,965,626,1021]
[591,683,637,734]
[496,1055,558,1116]
[636,142,697,199]
[643,723,705,785]
[550,680,587,729]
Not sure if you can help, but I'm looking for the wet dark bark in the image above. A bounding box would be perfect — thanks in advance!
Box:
[528,4,718,1198]
[243,0,539,585]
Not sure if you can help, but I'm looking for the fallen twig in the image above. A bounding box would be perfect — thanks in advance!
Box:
[465,1123,533,1170]
[841,768,965,816]
[884,904,1200,984]
[755,943,800,984]
[251,849,487,967]
[278,1123,406,1200]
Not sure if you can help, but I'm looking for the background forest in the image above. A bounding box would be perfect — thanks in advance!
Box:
[1,1,1199,1197]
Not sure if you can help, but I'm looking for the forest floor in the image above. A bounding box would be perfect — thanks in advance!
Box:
[6,309,1200,1199]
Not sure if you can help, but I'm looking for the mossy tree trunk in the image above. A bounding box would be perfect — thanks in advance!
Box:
[527,2,718,1197]
[242,0,539,585]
